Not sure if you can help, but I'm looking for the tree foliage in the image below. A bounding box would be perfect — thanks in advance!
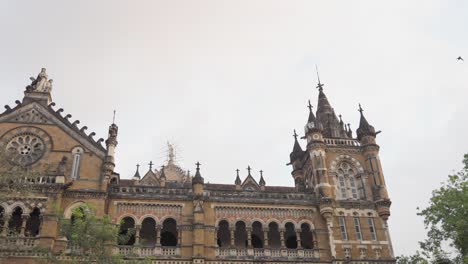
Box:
[415,154,468,263]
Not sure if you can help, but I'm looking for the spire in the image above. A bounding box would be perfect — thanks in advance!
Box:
[148,161,154,171]
[259,170,266,186]
[347,123,353,138]
[235,169,241,185]
[356,104,376,140]
[160,165,166,180]
[289,129,304,164]
[133,164,141,179]
[192,161,204,185]
[314,67,341,138]
[307,100,316,123]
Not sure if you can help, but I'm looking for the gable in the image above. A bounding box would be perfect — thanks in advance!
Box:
[0,101,106,159]
[241,175,260,191]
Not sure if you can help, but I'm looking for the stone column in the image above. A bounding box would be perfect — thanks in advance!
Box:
[230,228,235,247]
[156,226,161,246]
[247,228,252,247]
[312,231,318,248]
[280,228,285,248]
[135,225,141,245]
[20,214,29,237]
[263,228,269,247]
[296,230,302,249]
[1,216,10,236]
[177,227,181,246]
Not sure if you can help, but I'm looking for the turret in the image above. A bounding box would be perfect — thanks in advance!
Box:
[192,162,204,195]
[259,170,266,191]
[356,104,390,219]
[287,130,306,191]
[132,164,141,181]
[102,119,118,187]
[160,165,167,187]
[235,169,241,190]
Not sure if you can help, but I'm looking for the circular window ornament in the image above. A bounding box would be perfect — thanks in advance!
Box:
[6,133,45,166]
[0,126,52,167]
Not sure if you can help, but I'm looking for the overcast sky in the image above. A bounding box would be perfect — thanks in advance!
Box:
[1,0,467,256]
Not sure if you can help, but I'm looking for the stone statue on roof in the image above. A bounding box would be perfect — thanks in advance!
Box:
[27,68,53,93]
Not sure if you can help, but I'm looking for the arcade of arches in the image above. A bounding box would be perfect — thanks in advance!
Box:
[0,206,42,237]
[216,220,315,250]
[119,217,180,247]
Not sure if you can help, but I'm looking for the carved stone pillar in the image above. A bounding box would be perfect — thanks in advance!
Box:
[177,227,181,246]
[156,226,161,246]
[280,228,285,248]
[1,216,10,237]
[135,225,141,245]
[296,230,302,249]
[230,228,235,247]
[312,231,318,248]
[263,228,269,247]
[20,214,29,237]
[247,228,252,247]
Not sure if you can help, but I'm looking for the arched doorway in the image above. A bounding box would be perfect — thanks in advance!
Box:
[284,222,297,249]
[140,217,156,246]
[8,207,23,235]
[268,222,281,248]
[26,208,41,237]
[160,218,178,246]
[234,221,247,248]
[217,220,230,247]
[118,217,136,245]
[251,221,264,248]
[300,223,313,249]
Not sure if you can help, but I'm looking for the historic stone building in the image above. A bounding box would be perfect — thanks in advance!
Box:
[0,69,395,263]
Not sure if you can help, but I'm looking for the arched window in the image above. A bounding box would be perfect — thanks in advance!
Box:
[268,222,281,248]
[119,217,136,245]
[26,208,41,237]
[217,220,230,248]
[284,222,297,249]
[71,147,84,180]
[8,207,23,235]
[336,162,363,200]
[234,221,247,248]
[251,221,264,248]
[300,223,313,249]
[140,218,156,246]
[160,218,178,246]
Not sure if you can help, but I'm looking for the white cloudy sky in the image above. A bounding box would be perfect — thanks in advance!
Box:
[1,0,467,256]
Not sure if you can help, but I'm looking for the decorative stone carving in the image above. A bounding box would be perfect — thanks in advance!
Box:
[26,68,53,93]
[6,133,45,166]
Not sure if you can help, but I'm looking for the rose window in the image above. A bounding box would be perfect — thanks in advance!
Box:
[6,134,45,166]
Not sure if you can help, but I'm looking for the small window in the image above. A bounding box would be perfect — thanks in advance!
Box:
[344,248,351,258]
[339,217,347,240]
[368,218,377,240]
[354,218,362,241]
[71,147,84,179]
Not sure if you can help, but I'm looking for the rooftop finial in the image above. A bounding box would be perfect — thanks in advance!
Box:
[149,161,154,171]
[196,161,201,171]
[307,100,313,113]
[112,110,116,124]
[315,65,324,91]
[358,103,364,115]
[293,129,298,140]
[236,168,240,177]
[259,170,263,177]
[247,165,252,176]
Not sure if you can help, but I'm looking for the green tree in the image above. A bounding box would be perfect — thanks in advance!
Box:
[396,253,429,264]
[417,154,468,263]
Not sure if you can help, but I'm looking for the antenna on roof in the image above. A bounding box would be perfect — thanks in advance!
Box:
[315,65,324,91]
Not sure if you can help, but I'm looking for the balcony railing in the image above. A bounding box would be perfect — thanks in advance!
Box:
[324,138,360,147]
[216,247,320,259]
[115,246,180,257]
[0,236,37,249]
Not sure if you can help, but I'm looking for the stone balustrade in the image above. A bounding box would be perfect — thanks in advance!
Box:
[115,246,180,257]
[216,247,320,259]
[0,236,37,250]
[324,138,360,147]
